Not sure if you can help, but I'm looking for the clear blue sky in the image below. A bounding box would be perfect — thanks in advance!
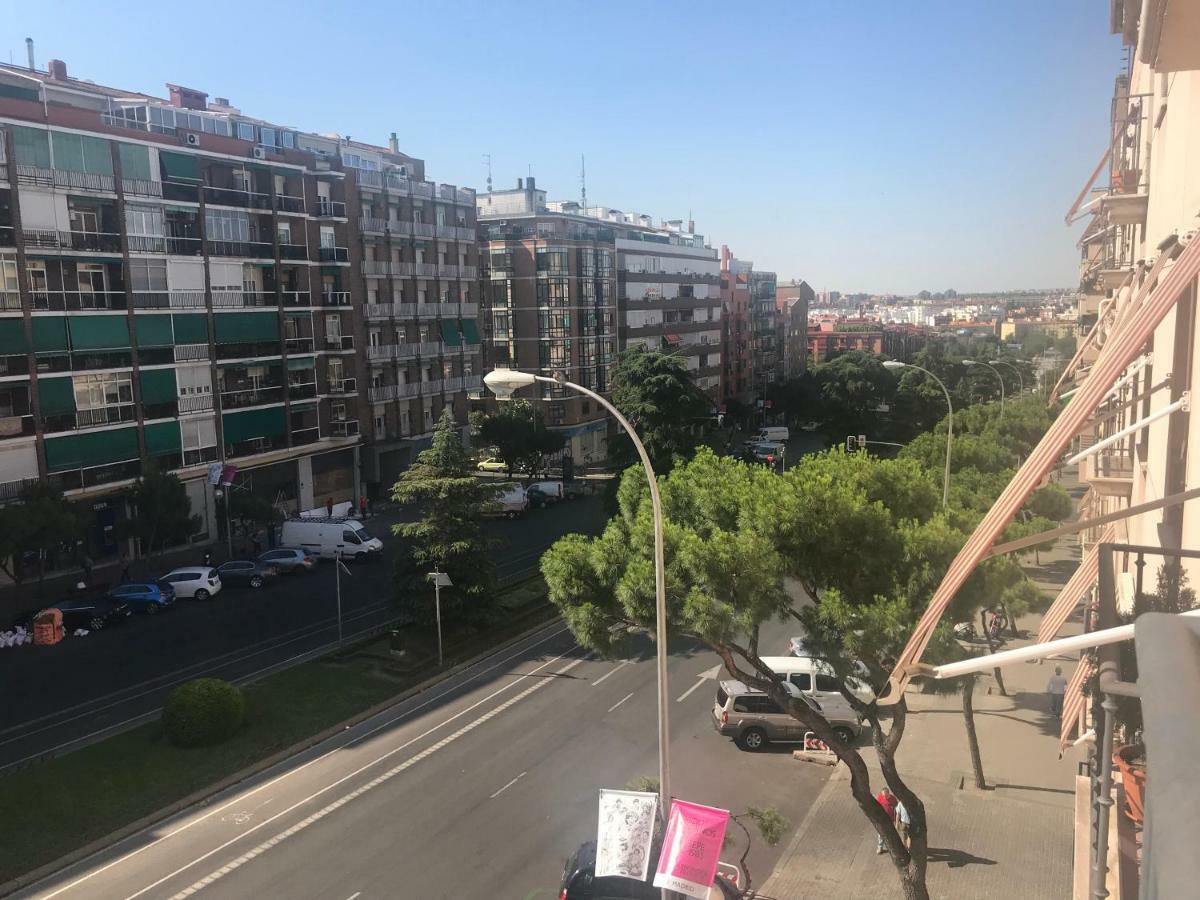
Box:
[12,0,1119,294]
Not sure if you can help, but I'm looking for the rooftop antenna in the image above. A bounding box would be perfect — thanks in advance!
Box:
[26,37,34,71]
[483,153,492,193]
[527,163,532,179]
[580,154,587,209]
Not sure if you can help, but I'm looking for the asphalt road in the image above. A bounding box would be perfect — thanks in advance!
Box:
[0,498,608,770]
[15,617,833,900]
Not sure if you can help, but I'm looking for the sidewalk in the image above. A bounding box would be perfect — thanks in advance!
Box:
[760,531,1087,899]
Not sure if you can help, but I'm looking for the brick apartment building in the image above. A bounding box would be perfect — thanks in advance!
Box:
[806,316,883,364]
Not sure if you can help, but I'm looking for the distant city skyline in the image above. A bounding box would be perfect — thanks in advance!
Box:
[11,0,1118,292]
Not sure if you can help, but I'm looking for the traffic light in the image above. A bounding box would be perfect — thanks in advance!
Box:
[846,436,857,452]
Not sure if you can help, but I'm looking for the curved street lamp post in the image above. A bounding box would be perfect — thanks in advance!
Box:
[965,358,1005,417]
[884,360,954,508]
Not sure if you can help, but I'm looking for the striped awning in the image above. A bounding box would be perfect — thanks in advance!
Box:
[1060,657,1096,752]
[1036,527,1114,643]
[882,234,1200,704]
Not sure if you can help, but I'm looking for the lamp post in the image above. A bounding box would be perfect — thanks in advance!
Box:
[990,359,1024,394]
[884,360,954,508]
[428,570,452,667]
[965,359,1005,417]
[484,368,673,817]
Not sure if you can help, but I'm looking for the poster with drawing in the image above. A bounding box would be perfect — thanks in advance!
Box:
[595,789,658,880]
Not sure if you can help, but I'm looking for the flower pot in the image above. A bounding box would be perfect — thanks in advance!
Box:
[1114,744,1146,825]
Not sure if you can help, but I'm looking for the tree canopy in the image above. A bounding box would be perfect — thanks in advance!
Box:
[812,350,895,441]
[0,483,83,584]
[471,399,565,478]
[610,347,711,475]
[119,466,200,557]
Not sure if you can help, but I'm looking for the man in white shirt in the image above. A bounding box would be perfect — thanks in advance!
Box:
[1046,666,1068,718]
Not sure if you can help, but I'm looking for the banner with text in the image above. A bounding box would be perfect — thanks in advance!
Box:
[653,800,730,898]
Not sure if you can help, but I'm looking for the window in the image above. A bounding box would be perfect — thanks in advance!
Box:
[490,249,512,271]
[788,673,812,691]
[325,314,341,339]
[538,309,571,338]
[579,249,596,276]
[281,132,294,149]
[491,310,511,339]
[205,209,250,242]
[0,257,17,296]
[232,169,252,193]
[277,221,291,244]
[126,205,164,237]
[536,247,569,273]
[320,226,335,250]
[259,127,277,148]
[733,696,782,714]
[490,277,512,307]
[374,413,385,434]
[237,122,255,141]
[815,675,841,693]
[536,277,570,307]
[73,371,134,411]
[422,407,433,431]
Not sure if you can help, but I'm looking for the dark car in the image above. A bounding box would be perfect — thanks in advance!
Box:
[48,598,132,631]
[526,485,556,509]
[216,560,278,589]
[258,548,317,575]
[106,581,175,614]
[560,842,660,900]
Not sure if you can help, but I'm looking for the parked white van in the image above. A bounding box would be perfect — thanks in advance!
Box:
[756,656,875,719]
[487,482,529,519]
[279,517,383,561]
[755,426,790,443]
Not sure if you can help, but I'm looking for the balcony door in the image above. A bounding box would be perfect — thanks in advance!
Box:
[77,263,109,309]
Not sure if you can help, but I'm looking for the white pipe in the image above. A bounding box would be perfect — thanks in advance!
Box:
[915,609,1200,679]
[1105,354,1152,400]
[1066,394,1188,465]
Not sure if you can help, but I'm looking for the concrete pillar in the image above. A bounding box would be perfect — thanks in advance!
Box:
[297,455,315,511]
[352,445,362,508]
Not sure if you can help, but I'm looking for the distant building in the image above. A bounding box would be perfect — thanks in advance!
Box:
[719,248,753,404]
[807,316,883,364]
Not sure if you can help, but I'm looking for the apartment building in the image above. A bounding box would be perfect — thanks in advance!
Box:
[475,180,616,463]
[0,58,475,559]
[719,247,752,403]
[749,268,780,394]
[776,279,812,378]
[806,316,883,364]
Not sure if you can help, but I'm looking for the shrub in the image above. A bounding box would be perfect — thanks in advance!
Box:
[163,678,246,747]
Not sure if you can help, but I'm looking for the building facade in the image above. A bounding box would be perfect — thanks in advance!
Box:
[719,247,752,404]
[749,269,780,395]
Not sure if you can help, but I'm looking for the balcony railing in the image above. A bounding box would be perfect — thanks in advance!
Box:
[282,291,312,307]
[178,394,214,414]
[316,200,347,218]
[288,382,317,401]
[25,229,123,253]
[292,425,320,446]
[365,304,392,320]
[456,226,476,241]
[456,187,475,206]
[367,384,398,402]
[166,236,203,255]
[411,182,434,200]
[459,302,479,317]
[355,170,382,189]
[275,194,305,214]
[204,186,272,210]
[0,476,39,502]
[0,414,35,440]
[212,290,275,308]
[361,217,389,234]
[362,261,391,277]
[442,375,464,392]
[122,178,162,198]
[207,240,274,259]
[326,378,357,394]
[416,304,441,319]
[415,263,437,277]
[366,343,420,361]
[436,225,458,240]
[174,343,209,362]
[31,289,127,311]
[416,341,443,357]
[391,221,414,238]
[284,337,315,354]
[384,173,411,194]
[0,291,21,311]
[16,165,115,193]
[394,262,414,277]
[324,335,355,351]
[462,374,482,392]
[319,246,349,263]
[280,243,309,261]
[321,291,351,307]
[220,386,284,409]
[328,419,360,438]
[166,290,207,309]
[413,223,434,239]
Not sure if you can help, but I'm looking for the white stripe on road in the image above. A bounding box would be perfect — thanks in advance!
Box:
[489,771,528,800]
[675,679,708,703]
[344,893,361,900]
[34,624,570,900]
[607,691,635,714]
[592,660,632,686]
[165,656,586,899]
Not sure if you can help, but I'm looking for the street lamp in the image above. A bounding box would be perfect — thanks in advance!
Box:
[484,368,673,816]
[964,359,1005,417]
[428,570,452,667]
[990,359,1025,394]
[884,360,953,508]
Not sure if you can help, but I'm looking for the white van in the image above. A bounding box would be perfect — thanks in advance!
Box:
[487,482,529,519]
[756,427,790,443]
[757,656,875,720]
[279,517,383,561]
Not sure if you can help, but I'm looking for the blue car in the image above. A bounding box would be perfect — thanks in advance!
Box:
[106,582,176,614]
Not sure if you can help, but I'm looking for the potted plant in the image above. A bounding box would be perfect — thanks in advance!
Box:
[1114,743,1146,825]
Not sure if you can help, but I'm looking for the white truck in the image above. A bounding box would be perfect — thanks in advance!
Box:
[279,517,383,561]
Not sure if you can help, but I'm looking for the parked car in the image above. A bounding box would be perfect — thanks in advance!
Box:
[216,560,278,589]
[106,582,175,614]
[711,678,863,751]
[757,655,876,706]
[258,547,317,574]
[528,480,565,504]
[159,567,222,601]
[48,598,131,631]
[279,518,383,561]
[559,841,660,899]
[755,426,790,443]
[476,457,508,473]
[751,442,786,467]
[485,482,529,519]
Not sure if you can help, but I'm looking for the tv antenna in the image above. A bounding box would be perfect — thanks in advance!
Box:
[580,154,587,209]
[483,153,492,193]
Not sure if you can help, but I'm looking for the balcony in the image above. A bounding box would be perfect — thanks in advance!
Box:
[166,291,207,309]
[292,425,320,446]
[361,217,389,235]
[416,341,442,357]
[437,264,460,278]
[1087,446,1135,497]
[455,187,475,206]
[460,265,478,279]
[324,335,355,351]
[383,173,411,194]
[285,336,315,354]
[174,343,209,362]
[328,419,360,438]
[456,226,476,241]
[437,185,455,203]
[436,225,458,240]
[0,414,35,440]
[367,384,399,402]
[16,165,115,194]
[391,221,414,238]
[212,290,275,308]
[166,236,203,256]
[394,262,414,277]
[321,291,352,307]
[275,194,305,215]
[1,291,20,311]
[220,386,284,409]
[319,247,349,263]
[288,381,317,401]
[280,243,309,261]
[365,304,392,320]
[459,302,479,317]
[122,178,162,198]
[416,304,441,319]
[413,223,434,239]
[207,240,274,259]
[25,229,123,254]
[362,261,391,277]
[355,170,383,189]
[326,378,357,395]
[0,476,39,502]
[203,186,272,210]
[366,343,420,361]
[315,200,347,218]
[31,289,126,311]
[282,291,312,307]
[415,263,437,277]
[178,394,214,414]
[411,182,434,200]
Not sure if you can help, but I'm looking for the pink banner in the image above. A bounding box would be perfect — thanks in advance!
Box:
[653,800,730,898]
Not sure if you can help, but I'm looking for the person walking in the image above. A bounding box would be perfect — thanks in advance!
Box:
[875,787,898,854]
[896,799,911,850]
[1046,666,1068,718]
[359,494,369,520]
[202,549,212,567]
[326,496,335,518]
[81,554,94,586]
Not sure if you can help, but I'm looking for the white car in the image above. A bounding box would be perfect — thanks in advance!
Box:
[159,566,223,601]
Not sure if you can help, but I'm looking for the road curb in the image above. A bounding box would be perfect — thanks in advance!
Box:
[0,613,565,898]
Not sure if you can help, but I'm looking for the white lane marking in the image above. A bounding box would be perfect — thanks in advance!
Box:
[166,658,585,899]
[344,893,361,900]
[489,771,527,800]
[607,691,635,714]
[675,665,722,703]
[592,660,631,686]
[36,624,570,900]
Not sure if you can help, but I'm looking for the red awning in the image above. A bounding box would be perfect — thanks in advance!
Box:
[1060,657,1095,752]
[882,235,1200,704]
[1037,528,1112,643]
[665,333,683,344]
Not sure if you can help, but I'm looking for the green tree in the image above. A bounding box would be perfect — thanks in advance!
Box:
[0,482,83,585]
[391,410,499,626]
[610,347,711,475]
[118,465,200,559]
[812,350,896,442]
[471,399,565,479]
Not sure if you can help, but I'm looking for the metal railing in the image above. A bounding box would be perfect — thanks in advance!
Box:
[31,289,126,311]
[362,261,392,277]
[361,217,389,234]
[411,181,434,200]
[207,240,274,259]
[282,291,312,307]
[220,386,284,409]
[0,292,21,311]
[324,335,355,351]
[174,343,209,362]
[25,229,123,253]
[284,337,315,354]
[321,291,351,307]
[384,172,411,194]
[326,378,357,394]
[166,291,207,309]
[319,246,349,263]
[436,225,458,240]
[122,178,162,198]
[204,186,272,210]
[456,187,475,206]
[415,263,437,277]
[413,223,434,239]
[0,414,35,440]
[276,194,305,214]
[280,243,309,261]
[288,382,317,401]
[459,302,479,317]
[0,476,39,501]
[366,343,419,361]
[316,200,346,218]
[178,394,213,414]
[16,165,115,193]
[328,419,360,438]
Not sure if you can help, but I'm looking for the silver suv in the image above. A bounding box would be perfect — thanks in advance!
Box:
[711,679,863,751]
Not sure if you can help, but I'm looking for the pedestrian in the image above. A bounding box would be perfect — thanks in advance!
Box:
[326,496,335,518]
[251,532,263,556]
[118,554,131,583]
[202,549,212,567]
[1046,665,1068,718]
[81,554,94,586]
[875,787,897,854]
[896,799,911,850]
[359,494,369,520]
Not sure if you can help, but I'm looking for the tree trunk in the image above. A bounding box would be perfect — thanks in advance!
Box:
[1001,600,1019,638]
[980,609,1008,696]
[961,675,987,789]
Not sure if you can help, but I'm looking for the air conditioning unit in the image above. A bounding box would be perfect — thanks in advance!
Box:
[251,146,267,160]
[185,133,200,146]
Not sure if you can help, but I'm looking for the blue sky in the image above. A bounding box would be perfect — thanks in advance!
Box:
[11,1,1119,293]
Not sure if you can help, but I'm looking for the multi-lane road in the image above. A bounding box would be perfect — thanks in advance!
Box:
[0,498,608,770]
[15,618,833,899]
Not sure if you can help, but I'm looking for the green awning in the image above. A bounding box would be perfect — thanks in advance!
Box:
[134,315,174,348]
[214,312,279,345]
[44,427,139,472]
[52,131,113,176]
[320,266,340,276]
[144,421,182,456]
[118,143,152,181]
[69,316,131,351]
[139,368,178,404]
[287,356,316,371]
[0,83,39,103]
[0,318,26,355]
[12,126,50,168]
[222,406,286,444]
[160,151,200,182]
[36,377,75,415]
[31,317,68,353]
[459,318,481,344]
[172,314,209,344]
[439,319,461,347]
